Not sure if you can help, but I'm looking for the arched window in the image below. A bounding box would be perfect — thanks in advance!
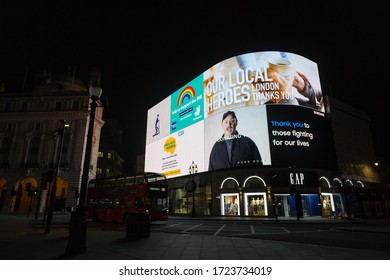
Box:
[333,177,343,188]
[21,102,27,112]
[60,133,70,168]
[0,136,12,167]
[26,136,40,168]
[243,175,266,188]
[319,176,332,189]
[356,180,365,188]
[220,177,239,189]
[72,101,79,110]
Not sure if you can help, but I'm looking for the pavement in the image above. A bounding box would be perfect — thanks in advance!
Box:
[1,213,390,260]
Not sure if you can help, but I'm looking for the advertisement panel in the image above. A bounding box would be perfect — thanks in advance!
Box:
[266,105,335,169]
[145,51,335,178]
[204,51,324,118]
[170,74,204,133]
[204,105,271,170]
[146,96,170,144]
[144,121,205,178]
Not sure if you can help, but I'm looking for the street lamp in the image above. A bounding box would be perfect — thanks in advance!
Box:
[45,120,69,233]
[35,163,47,220]
[66,80,102,255]
[188,161,198,218]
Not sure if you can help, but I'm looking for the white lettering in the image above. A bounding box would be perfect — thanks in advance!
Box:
[289,173,305,185]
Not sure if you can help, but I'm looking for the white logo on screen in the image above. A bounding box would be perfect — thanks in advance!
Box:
[195,105,200,116]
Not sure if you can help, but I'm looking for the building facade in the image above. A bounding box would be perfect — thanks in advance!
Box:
[163,97,389,219]
[0,70,104,214]
[141,51,389,220]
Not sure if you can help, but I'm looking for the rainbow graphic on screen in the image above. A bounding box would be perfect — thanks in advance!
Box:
[177,86,195,106]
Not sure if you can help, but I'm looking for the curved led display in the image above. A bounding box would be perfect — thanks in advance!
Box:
[145,51,336,178]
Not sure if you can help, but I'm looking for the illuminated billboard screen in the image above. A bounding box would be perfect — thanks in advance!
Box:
[145,51,336,178]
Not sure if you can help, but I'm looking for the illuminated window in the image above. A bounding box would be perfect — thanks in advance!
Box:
[244,192,267,216]
[107,153,112,159]
[98,151,104,157]
[221,193,240,216]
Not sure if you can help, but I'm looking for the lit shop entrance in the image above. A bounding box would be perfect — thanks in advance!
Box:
[218,175,269,217]
[320,192,346,218]
[274,194,321,218]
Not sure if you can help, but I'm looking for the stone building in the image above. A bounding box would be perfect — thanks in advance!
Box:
[0,69,104,214]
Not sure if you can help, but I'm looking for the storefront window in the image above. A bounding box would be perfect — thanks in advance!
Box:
[169,187,188,214]
[332,194,345,217]
[321,192,335,218]
[168,173,212,216]
[221,193,239,215]
[244,192,267,216]
[274,195,291,217]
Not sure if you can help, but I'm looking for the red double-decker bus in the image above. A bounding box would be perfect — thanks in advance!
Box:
[86,172,169,222]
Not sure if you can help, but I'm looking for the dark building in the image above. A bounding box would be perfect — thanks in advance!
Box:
[96,118,124,178]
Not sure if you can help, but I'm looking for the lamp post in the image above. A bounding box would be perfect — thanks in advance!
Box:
[66,81,101,255]
[45,120,69,233]
[35,163,47,220]
[188,161,198,218]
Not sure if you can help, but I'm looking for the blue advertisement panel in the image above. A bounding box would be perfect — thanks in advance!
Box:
[170,74,204,133]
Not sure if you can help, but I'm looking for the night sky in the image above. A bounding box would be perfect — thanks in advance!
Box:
[1,0,389,169]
